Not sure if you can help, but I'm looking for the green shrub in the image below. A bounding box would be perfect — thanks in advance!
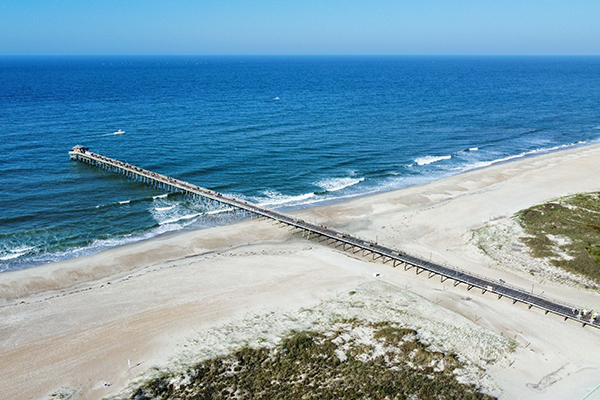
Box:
[516,192,600,283]
[128,323,493,400]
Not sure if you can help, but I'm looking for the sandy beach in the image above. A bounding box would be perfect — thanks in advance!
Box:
[2,143,600,400]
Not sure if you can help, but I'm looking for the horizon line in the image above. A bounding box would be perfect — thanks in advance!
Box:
[2,53,600,58]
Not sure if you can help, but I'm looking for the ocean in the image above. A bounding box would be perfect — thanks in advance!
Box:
[1,55,599,272]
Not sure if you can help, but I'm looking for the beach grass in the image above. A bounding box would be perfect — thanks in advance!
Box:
[516,192,600,283]
[127,321,492,400]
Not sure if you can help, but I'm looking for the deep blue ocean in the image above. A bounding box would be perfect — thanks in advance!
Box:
[1,56,599,272]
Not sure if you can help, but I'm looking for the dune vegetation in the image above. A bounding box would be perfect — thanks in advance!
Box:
[127,321,492,400]
[516,192,600,283]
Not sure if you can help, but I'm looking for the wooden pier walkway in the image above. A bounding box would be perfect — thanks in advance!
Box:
[69,146,599,329]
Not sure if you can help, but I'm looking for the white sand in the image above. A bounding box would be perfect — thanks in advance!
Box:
[2,143,600,400]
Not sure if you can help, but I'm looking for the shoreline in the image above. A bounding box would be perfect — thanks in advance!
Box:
[2,142,600,399]
[3,139,595,274]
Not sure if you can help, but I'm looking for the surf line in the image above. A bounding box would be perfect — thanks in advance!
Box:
[68,145,599,330]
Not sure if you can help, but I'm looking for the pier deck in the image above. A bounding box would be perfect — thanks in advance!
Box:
[69,146,599,329]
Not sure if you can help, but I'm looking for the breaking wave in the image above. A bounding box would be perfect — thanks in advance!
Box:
[414,155,452,166]
[316,177,365,193]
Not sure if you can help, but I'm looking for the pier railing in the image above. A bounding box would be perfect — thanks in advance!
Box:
[69,147,599,329]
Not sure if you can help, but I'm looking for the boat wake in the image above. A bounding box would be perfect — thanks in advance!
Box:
[101,129,125,136]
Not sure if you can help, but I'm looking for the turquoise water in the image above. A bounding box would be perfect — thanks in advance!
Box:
[1,55,599,271]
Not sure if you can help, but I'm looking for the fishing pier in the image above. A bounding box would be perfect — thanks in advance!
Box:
[70,145,599,329]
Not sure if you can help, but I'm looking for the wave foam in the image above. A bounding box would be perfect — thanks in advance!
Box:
[481,141,586,167]
[0,246,35,261]
[206,208,234,215]
[256,190,317,208]
[155,205,175,211]
[159,213,201,226]
[316,177,365,192]
[414,155,451,166]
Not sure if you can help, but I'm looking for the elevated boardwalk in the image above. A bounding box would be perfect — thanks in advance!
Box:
[69,146,599,329]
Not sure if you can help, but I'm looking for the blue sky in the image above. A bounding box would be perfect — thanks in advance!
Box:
[1,0,599,55]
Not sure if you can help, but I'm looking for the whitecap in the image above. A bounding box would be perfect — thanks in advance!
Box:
[316,177,365,193]
[0,246,35,261]
[12,246,35,253]
[0,253,23,261]
[153,194,169,199]
[159,213,201,226]
[155,205,175,211]
[463,141,586,170]
[119,200,131,204]
[206,208,234,215]
[414,155,452,166]
[257,190,317,207]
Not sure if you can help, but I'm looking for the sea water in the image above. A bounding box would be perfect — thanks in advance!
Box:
[1,55,599,272]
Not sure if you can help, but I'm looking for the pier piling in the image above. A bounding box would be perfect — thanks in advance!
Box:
[69,145,599,330]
